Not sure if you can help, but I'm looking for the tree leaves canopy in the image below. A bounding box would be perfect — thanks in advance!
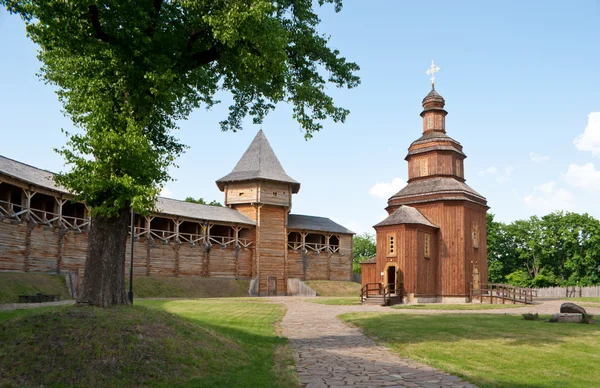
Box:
[3,0,359,216]
[487,211,600,287]
[352,233,376,274]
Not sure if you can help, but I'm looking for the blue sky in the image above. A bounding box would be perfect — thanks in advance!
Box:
[1,1,599,234]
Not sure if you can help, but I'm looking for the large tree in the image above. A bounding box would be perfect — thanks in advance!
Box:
[3,0,359,306]
[352,233,376,274]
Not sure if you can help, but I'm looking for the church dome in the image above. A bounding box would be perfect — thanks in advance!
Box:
[422,87,445,108]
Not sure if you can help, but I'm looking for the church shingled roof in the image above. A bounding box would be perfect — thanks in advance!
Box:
[374,205,439,228]
[422,87,445,105]
[390,177,486,202]
[216,130,300,193]
[288,214,354,235]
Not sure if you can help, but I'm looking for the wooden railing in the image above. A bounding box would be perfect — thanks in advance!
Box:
[0,199,89,231]
[361,282,404,305]
[471,283,536,304]
[287,241,341,254]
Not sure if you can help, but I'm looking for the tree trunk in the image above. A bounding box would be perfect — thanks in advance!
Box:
[78,208,130,307]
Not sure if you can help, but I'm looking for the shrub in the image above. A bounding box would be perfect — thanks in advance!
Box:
[522,313,539,321]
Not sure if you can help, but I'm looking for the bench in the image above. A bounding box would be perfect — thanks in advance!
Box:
[18,293,61,303]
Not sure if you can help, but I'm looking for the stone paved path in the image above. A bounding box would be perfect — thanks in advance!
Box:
[0,299,73,311]
[277,298,477,388]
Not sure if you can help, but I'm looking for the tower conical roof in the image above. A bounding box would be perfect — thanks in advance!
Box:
[216,130,300,193]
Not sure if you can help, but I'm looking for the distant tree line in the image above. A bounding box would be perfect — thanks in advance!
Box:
[487,211,600,287]
[352,211,600,287]
[184,197,222,207]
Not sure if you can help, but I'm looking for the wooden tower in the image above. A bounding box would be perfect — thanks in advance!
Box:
[216,130,300,295]
[367,77,489,302]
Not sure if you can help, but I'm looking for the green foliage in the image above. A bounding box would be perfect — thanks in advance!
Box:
[3,0,359,218]
[522,313,539,321]
[487,211,600,287]
[184,197,222,207]
[352,233,376,274]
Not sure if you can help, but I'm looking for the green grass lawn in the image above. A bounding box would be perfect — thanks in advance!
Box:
[304,280,361,296]
[341,313,600,388]
[0,298,297,387]
[392,303,527,310]
[306,296,361,305]
[0,273,72,303]
[563,297,600,303]
[126,277,250,298]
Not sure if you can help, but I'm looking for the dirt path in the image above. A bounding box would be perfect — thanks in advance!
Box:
[0,299,74,311]
[276,298,476,388]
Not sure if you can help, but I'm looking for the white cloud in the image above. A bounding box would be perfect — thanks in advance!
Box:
[495,167,513,183]
[369,177,406,199]
[562,163,600,192]
[160,186,173,198]
[478,166,498,176]
[530,152,550,163]
[523,181,576,214]
[574,112,600,156]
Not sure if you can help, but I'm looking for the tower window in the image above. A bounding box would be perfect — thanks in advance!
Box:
[424,233,431,258]
[472,222,479,248]
[387,234,396,257]
[420,159,429,176]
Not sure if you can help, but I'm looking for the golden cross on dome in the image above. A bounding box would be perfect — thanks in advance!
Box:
[426,60,440,85]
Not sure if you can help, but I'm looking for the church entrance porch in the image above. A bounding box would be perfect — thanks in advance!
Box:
[386,266,396,293]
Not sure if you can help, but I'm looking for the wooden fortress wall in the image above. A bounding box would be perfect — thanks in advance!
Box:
[0,217,352,291]
[0,218,254,284]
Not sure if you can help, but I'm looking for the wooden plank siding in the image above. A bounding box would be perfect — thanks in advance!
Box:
[0,220,27,272]
[255,205,287,294]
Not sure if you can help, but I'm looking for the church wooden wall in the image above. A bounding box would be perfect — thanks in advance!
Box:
[407,151,463,181]
[374,224,438,297]
[414,202,489,297]
[360,263,376,288]
[415,229,438,297]
[464,204,489,289]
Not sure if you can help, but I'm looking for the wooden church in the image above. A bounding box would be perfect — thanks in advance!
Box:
[361,75,489,303]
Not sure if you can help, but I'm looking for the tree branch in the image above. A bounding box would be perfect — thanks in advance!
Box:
[86,5,115,43]
[145,0,164,37]
[190,47,219,66]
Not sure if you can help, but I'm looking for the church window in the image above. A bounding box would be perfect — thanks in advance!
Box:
[472,222,479,248]
[420,159,429,176]
[424,233,431,258]
[427,116,432,129]
[387,234,396,257]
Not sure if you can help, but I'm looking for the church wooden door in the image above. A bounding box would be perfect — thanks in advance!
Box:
[267,276,277,296]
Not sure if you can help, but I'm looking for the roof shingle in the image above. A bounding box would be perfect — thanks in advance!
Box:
[288,214,354,235]
[216,130,300,193]
[374,205,439,228]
